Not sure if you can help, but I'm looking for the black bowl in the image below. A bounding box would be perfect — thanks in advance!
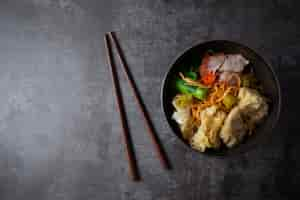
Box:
[161,40,281,155]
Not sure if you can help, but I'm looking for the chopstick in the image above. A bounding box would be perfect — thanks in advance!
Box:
[108,32,170,169]
[104,34,140,181]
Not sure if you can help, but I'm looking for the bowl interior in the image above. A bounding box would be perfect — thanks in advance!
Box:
[161,40,281,155]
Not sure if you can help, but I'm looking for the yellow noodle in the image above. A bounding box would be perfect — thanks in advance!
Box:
[190,81,240,124]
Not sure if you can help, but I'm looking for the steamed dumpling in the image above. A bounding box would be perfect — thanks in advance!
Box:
[238,87,268,131]
[220,107,247,147]
[172,109,195,139]
[172,94,195,139]
[191,106,226,152]
[220,87,268,147]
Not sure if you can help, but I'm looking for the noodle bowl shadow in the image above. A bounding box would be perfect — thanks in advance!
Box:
[161,40,281,156]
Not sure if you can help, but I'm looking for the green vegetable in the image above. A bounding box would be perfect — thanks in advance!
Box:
[173,94,193,109]
[181,66,198,80]
[184,71,198,80]
[241,73,257,88]
[242,78,251,87]
[222,94,238,109]
[175,78,208,100]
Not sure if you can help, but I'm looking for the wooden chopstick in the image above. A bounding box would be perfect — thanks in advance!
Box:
[108,32,170,169]
[104,34,140,181]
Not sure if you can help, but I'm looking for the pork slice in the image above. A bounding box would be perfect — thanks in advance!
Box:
[207,53,226,73]
[219,54,249,73]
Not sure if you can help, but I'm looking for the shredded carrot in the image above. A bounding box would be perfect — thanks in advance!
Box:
[201,72,216,85]
[190,82,240,124]
[179,72,210,88]
[199,53,217,86]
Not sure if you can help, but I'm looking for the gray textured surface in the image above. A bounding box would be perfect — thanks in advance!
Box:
[0,0,299,199]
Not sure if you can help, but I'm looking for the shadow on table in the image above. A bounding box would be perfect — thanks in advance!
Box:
[273,66,300,198]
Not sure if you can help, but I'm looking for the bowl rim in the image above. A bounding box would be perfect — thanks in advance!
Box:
[160,40,282,156]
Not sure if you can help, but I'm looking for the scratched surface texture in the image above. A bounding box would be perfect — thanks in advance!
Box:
[0,0,299,199]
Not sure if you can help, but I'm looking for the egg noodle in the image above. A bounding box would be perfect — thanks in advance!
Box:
[191,78,240,124]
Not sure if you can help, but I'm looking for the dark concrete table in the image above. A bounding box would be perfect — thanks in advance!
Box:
[0,0,299,199]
